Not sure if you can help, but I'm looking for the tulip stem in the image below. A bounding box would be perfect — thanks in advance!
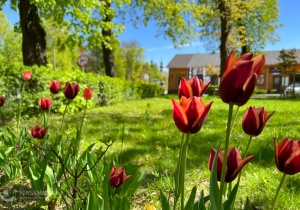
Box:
[218,103,234,210]
[271,173,286,210]
[43,111,47,128]
[180,134,190,210]
[174,133,185,210]
[230,106,240,136]
[243,136,252,158]
[233,136,253,208]
[60,102,69,132]
[79,100,88,140]
[17,82,25,136]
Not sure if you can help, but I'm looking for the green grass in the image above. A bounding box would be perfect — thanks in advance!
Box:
[16,95,300,209]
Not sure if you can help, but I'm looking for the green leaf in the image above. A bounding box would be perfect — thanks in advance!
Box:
[244,197,251,210]
[86,191,103,210]
[209,145,223,210]
[160,190,171,210]
[4,146,14,155]
[184,186,197,210]
[193,190,207,210]
[44,165,57,197]
[223,181,239,209]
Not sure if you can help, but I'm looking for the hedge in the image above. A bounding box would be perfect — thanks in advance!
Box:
[0,64,164,122]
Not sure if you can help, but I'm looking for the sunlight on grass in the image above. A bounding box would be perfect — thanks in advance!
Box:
[20,96,300,209]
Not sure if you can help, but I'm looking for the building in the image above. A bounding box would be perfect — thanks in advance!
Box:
[167,50,300,94]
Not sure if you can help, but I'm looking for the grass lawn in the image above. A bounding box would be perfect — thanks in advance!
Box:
[20,95,300,209]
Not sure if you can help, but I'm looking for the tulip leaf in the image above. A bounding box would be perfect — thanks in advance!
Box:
[86,190,103,210]
[44,165,57,197]
[184,186,197,210]
[193,190,207,210]
[223,181,239,209]
[209,144,222,210]
[160,190,171,210]
[244,197,251,210]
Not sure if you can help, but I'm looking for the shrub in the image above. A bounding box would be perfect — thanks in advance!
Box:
[0,64,164,121]
[254,88,267,94]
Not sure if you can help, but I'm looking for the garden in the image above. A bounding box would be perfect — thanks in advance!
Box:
[0,52,300,210]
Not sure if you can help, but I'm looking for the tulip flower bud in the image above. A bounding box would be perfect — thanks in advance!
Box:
[109,166,132,188]
[83,87,92,100]
[64,82,80,100]
[0,96,6,107]
[172,96,212,134]
[219,51,265,106]
[178,76,210,99]
[208,147,254,183]
[242,107,274,137]
[49,80,62,94]
[274,138,300,175]
[39,98,52,111]
[22,70,32,81]
[30,125,47,139]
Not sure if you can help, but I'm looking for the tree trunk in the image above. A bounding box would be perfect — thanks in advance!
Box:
[218,0,230,77]
[241,45,249,55]
[19,0,47,66]
[101,2,115,77]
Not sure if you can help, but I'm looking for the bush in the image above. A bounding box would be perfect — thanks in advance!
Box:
[98,76,164,105]
[254,88,267,94]
[0,64,164,121]
[206,85,219,96]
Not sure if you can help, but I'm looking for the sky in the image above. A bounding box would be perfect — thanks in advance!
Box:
[2,0,300,71]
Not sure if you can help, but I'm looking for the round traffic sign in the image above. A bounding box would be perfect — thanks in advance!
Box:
[77,55,89,67]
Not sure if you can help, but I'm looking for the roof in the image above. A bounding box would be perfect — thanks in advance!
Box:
[166,49,300,68]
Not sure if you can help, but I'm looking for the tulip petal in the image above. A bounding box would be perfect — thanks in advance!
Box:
[208,148,224,181]
[220,61,254,104]
[189,77,201,96]
[242,106,260,136]
[199,81,211,97]
[172,99,189,133]
[252,54,266,75]
[228,154,254,182]
[190,101,213,134]
[178,78,193,99]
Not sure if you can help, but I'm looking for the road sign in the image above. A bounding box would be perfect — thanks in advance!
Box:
[77,55,89,67]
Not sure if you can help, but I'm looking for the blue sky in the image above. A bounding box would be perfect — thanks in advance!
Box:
[3,0,300,71]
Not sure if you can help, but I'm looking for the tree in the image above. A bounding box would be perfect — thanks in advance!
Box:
[122,41,144,82]
[126,0,281,76]
[1,0,129,73]
[43,19,79,71]
[19,0,47,66]
[0,11,22,64]
[277,48,298,96]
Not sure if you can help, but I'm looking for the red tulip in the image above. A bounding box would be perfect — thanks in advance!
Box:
[39,98,52,110]
[64,82,80,100]
[22,70,32,81]
[83,87,92,100]
[208,147,254,182]
[220,51,265,106]
[30,125,47,139]
[242,106,274,136]
[49,80,62,94]
[178,76,210,99]
[172,96,212,134]
[109,166,132,188]
[274,138,300,175]
[0,96,6,106]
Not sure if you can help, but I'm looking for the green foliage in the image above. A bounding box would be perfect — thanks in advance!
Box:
[254,88,267,94]
[98,76,164,105]
[0,64,164,122]
[206,85,220,96]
